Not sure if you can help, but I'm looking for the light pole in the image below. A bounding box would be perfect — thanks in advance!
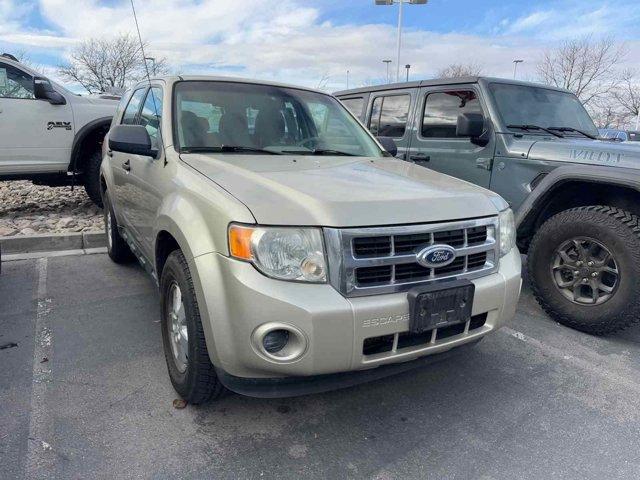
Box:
[513,59,524,79]
[346,70,350,89]
[145,56,157,75]
[375,0,428,83]
[405,64,411,82]
[383,59,392,83]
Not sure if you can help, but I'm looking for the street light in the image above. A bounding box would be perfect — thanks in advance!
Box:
[405,64,411,82]
[346,70,350,89]
[375,0,428,82]
[383,59,392,83]
[513,59,524,79]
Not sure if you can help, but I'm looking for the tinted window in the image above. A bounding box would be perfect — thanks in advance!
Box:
[0,62,35,99]
[140,87,163,146]
[174,81,383,157]
[489,83,598,137]
[422,91,482,138]
[340,97,365,120]
[369,95,411,138]
[121,88,146,125]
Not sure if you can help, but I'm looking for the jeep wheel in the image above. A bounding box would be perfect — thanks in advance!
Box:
[160,250,226,404]
[528,206,640,335]
[84,150,104,208]
[102,190,134,264]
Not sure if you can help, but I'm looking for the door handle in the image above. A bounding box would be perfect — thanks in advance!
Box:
[476,157,493,170]
[122,159,131,172]
[410,153,430,162]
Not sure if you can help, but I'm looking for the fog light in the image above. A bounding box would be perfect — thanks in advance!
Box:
[262,329,289,354]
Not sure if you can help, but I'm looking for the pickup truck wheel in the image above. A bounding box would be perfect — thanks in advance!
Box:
[160,250,226,404]
[84,150,104,208]
[528,206,640,335]
[102,190,134,264]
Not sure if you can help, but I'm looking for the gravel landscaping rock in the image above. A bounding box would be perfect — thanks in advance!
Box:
[0,181,104,237]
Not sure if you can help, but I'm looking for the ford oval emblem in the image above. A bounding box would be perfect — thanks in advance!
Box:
[416,245,456,268]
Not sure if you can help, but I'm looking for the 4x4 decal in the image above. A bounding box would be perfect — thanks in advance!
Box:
[47,121,72,131]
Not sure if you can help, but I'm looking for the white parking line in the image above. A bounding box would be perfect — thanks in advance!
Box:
[24,257,56,479]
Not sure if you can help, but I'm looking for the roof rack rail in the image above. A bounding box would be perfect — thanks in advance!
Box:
[1,53,19,61]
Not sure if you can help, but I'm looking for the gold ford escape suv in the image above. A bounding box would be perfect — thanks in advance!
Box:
[100,76,522,403]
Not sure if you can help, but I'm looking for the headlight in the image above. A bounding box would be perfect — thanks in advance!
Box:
[228,224,327,283]
[499,208,516,257]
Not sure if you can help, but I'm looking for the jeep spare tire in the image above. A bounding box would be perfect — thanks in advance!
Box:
[528,206,640,335]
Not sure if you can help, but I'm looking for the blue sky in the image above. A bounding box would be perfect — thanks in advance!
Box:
[1,0,639,91]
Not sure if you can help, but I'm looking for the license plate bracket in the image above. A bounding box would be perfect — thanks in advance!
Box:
[408,280,475,334]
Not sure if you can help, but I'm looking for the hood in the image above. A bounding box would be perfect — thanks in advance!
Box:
[507,136,640,169]
[181,154,501,227]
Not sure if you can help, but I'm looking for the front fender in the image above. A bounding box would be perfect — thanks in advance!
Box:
[516,164,640,238]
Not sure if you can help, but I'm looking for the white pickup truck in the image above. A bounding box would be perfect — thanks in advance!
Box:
[0,53,118,206]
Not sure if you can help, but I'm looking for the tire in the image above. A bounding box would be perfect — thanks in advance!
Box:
[528,206,640,335]
[84,150,104,208]
[102,189,134,264]
[160,250,226,404]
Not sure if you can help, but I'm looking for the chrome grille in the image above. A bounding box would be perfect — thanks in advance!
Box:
[324,217,499,297]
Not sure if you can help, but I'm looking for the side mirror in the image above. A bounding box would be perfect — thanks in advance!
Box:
[33,77,66,105]
[109,125,158,158]
[377,136,398,157]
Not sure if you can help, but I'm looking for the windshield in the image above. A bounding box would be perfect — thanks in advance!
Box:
[489,83,598,137]
[174,81,384,157]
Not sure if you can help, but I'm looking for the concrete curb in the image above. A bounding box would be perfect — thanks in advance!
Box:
[0,231,107,255]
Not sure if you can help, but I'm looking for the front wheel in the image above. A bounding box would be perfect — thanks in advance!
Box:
[84,150,104,208]
[103,189,134,264]
[160,250,226,404]
[528,206,640,335]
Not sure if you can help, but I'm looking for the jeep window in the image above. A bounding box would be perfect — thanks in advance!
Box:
[340,97,365,121]
[174,81,383,157]
[369,94,410,138]
[0,63,35,99]
[422,90,483,138]
[140,87,163,147]
[489,83,598,137]
[121,88,146,125]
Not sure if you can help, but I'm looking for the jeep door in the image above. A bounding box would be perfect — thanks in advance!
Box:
[365,88,416,159]
[0,61,73,175]
[406,85,494,188]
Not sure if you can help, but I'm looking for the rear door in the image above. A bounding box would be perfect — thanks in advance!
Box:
[365,89,415,160]
[406,85,494,188]
[0,61,73,175]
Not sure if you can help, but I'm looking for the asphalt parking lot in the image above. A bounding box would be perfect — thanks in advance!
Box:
[1,252,640,480]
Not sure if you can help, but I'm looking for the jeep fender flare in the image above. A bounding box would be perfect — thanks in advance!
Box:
[516,164,640,239]
[69,116,113,172]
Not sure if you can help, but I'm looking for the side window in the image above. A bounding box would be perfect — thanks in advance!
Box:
[140,87,163,146]
[369,94,410,138]
[422,90,483,138]
[0,63,35,99]
[121,88,146,125]
[340,97,364,121]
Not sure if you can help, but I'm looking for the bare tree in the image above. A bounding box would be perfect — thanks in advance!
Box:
[613,69,640,130]
[58,33,168,94]
[537,36,626,106]
[316,73,332,91]
[436,63,483,79]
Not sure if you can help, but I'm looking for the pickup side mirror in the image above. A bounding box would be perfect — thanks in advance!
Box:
[456,113,491,146]
[377,136,398,157]
[109,125,158,158]
[33,77,66,105]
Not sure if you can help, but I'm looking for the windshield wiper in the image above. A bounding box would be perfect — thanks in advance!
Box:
[548,126,597,140]
[181,146,281,155]
[279,148,359,157]
[507,124,564,138]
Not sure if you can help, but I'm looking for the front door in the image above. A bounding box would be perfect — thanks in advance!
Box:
[0,62,73,175]
[406,86,494,188]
